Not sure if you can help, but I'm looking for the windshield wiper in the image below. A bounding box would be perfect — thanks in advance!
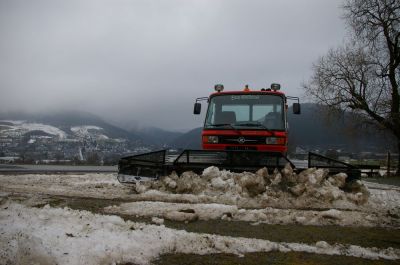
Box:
[207,123,238,130]
[234,122,275,135]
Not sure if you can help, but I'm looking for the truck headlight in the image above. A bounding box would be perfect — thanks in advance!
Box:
[265,137,277,144]
[203,136,219,144]
[266,137,285,145]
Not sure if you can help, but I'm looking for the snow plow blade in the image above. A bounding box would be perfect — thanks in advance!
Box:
[117,150,361,184]
[118,150,293,183]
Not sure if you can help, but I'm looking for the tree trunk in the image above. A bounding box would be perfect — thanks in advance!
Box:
[397,140,400,177]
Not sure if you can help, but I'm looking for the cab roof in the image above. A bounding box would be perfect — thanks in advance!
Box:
[210,90,286,98]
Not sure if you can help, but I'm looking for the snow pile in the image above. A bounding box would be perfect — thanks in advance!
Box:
[1,202,398,265]
[106,201,238,222]
[134,165,370,210]
[364,181,400,210]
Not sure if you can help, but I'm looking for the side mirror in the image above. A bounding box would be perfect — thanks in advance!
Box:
[193,102,201,114]
[293,103,301,114]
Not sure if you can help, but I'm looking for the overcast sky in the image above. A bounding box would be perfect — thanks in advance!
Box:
[0,0,347,131]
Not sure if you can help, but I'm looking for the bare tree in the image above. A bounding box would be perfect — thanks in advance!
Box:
[304,0,400,174]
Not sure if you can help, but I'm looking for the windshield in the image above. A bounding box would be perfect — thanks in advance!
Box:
[205,94,285,130]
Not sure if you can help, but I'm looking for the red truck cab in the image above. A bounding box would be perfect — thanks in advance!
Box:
[194,84,300,154]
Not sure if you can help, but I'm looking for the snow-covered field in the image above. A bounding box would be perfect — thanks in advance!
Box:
[0,166,399,264]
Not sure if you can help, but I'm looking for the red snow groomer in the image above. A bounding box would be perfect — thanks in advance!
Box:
[194,84,300,153]
[118,84,361,183]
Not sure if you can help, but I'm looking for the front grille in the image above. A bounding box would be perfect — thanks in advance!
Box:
[219,135,265,145]
[225,146,257,151]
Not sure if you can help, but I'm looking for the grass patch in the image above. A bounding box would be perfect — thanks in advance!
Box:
[40,196,153,223]
[28,196,123,214]
[161,220,400,249]
[364,177,400,187]
[154,252,399,265]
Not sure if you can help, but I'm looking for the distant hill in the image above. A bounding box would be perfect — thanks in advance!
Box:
[0,110,144,143]
[287,103,395,152]
[170,127,202,149]
[130,127,183,147]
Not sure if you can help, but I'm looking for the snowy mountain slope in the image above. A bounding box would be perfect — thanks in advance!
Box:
[0,120,129,142]
[0,111,148,145]
[70,126,109,140]
[0,120,67,139]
